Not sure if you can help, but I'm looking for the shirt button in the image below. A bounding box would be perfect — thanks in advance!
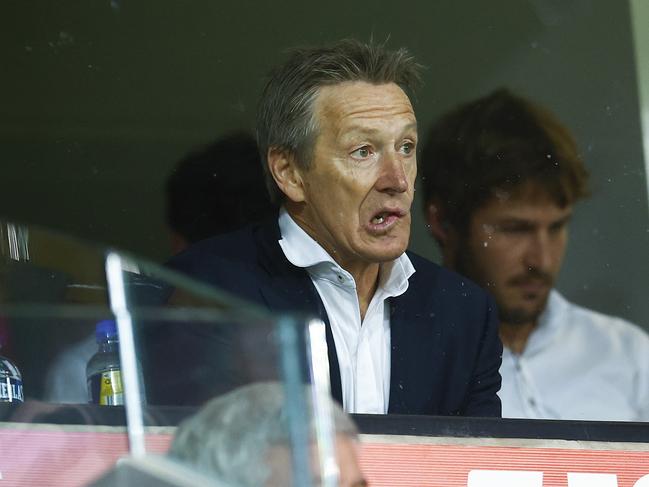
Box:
[528,398,536,406]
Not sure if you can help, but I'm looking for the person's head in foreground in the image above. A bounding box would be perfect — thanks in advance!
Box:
[169,382,368,487]
[420,88,589,350]
[257,38,421,282]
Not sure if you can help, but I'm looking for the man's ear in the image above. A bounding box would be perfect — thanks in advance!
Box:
[267,147,306,203]
[425,200,449,247]
[426,200,463,268]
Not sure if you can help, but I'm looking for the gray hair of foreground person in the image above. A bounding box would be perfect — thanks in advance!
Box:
[256,38,422,204]
[168,382,359,486]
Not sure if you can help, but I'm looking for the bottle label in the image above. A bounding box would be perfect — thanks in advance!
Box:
[88,370,124,406]
[0,377,24,403]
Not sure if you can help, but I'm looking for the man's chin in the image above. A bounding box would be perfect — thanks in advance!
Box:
[497,286,551,322]
[373,244,408,263]
[499,300,547,326]
[499,309,535,326]
[361,237,409,263]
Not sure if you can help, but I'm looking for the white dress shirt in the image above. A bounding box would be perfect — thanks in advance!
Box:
[278,209,415,414]
[499,289,649,421]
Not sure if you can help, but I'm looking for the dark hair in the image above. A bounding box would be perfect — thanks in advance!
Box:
[256,38,422,203]
[165,132,276,243]
[419,88,590,232]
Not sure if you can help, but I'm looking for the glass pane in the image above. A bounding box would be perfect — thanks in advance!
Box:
[0,221,339,486]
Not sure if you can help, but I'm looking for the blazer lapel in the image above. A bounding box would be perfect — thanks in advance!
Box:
[253,217,344,404]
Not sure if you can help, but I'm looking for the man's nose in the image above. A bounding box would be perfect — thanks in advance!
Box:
[523,232,553,271]
[375,151,410,194]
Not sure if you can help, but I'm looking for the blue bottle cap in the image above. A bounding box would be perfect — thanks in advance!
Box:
[95,319,118,342]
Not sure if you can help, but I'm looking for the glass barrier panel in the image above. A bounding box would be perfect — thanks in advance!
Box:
[0,221,339,487]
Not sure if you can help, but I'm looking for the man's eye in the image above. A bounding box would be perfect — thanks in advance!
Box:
[400,142,415,155]
[351,146,371,158]
[550,221,568,233]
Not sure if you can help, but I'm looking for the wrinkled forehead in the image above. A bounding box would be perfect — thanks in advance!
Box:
[313,81,416,129]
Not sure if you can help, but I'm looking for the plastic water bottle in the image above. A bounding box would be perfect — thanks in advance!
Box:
[0,345,24,403]
[86,320,124,405]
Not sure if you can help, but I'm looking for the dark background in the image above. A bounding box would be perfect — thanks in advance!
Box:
[2,1,648,329]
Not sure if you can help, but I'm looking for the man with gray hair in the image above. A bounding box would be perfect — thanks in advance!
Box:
[168,39,502,416]
[168,382,367,487]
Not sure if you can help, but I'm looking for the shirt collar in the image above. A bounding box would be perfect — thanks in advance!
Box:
[277,207,415,296]
[278,207,333,268]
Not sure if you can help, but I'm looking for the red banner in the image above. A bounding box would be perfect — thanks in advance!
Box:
[359,440,649,487]
[0,426,648,486]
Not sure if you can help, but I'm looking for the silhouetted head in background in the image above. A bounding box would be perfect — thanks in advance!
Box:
[165,132,277,254]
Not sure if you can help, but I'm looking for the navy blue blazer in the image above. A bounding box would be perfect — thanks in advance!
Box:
[166,217,502,417]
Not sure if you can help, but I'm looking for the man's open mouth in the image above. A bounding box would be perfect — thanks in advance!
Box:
[367,208,408,231]
[372,214,387,224]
